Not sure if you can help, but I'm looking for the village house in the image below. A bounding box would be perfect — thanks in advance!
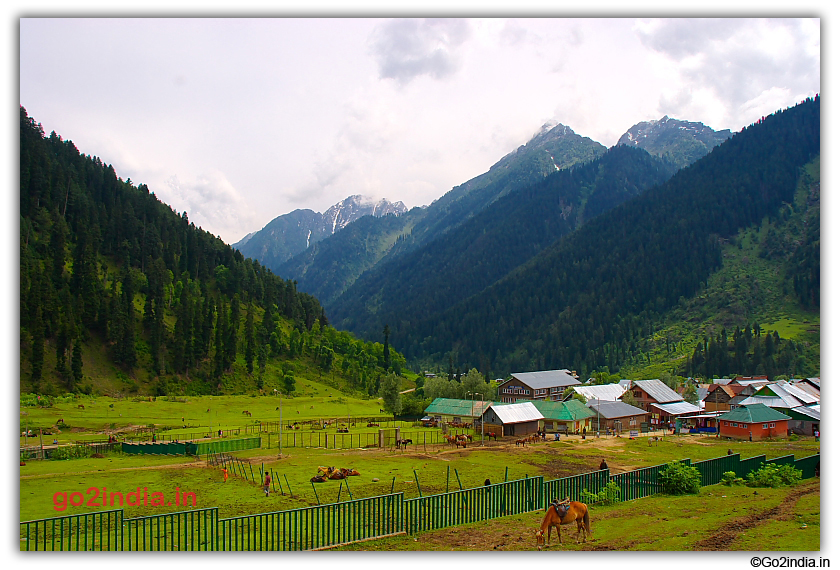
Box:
[703,383,754,412]
[586,399,650,434]
[481,402,543,437]
[423,398,492,427]
[716,403,791,440]
[518,399,595,434]
[497,369,581,403]
[571,383,626,402]
[627,379,701,427]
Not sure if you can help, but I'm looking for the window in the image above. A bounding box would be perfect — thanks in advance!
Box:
[762,423,768,429]
[769,423,776,428]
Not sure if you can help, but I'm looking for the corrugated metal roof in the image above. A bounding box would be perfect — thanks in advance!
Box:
[737,395,791,409]
[573,384,626,401]
[791,382,820,399]
[650,401,702,416]
[516,399,596,421]
[717,404,791,423]
[490,402,543,423]
[586,399,648,419]
[424,398,492,417]
[790,405,820,420]
[631,379,683,403]
[509,370,580,389]
[750,385,803,408]
[777,382,819,405]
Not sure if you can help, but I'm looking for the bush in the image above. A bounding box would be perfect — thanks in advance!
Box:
[658,461,702,495]
[720,471,746,486]
[581,481,621,506]
[50,445,93,461]
[746,463,802,488]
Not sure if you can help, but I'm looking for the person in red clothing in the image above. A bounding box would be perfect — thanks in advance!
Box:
[222,467,228,483]
[263,471,271,497]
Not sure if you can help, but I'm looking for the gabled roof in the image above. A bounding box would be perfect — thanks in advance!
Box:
[738,395,800,409]
[789,405,820,421]
[790,381,820,399]
[572,383,626,401]
[586,399,649,419]
[631,379,682,403]
[424,398,492,417]
[650,401,703,416]
[508,369,581,389]
[717,403,791,423]
[751,383,811,408]
[776,382,819,405]
[489,402,543,423]
[518,399,596,421]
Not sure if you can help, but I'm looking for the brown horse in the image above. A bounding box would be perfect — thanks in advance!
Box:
[535,499,592,549]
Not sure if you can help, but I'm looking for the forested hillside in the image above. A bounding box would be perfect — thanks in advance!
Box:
[330,144,677,341]
[389,97,820,379]
[19,106,404,397]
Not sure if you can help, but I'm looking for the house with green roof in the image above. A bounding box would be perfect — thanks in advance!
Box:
[423,398,492,426]
[717,404,791,440]
[516,399,595,433]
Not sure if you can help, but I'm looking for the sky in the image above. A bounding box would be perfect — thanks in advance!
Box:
[18,16,820,245]
[6,5,834,568]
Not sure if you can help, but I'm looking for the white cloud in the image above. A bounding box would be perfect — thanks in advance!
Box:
[369,18,472,85]
[164,171,258,242]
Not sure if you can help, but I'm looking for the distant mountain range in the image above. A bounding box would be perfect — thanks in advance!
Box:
[239,115,732,313]
[233,195,407,269]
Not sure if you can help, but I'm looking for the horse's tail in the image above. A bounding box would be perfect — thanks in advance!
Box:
[583,505,592,537]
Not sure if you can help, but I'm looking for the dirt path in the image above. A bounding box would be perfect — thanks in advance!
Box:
[691,480,820,550]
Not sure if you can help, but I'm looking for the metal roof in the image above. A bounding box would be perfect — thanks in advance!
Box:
[738,395,798,409]
[424,398,492,417]
[790,381,820,400]
[508,370,581,389]
[717,404,792,423]
[573,384,626,401]
[777,382,819,405]
[586,399,648,419]
[790,405,820,421]
[517,399,596,421]
[489,402,543,423]
[650,401,703,416]
[750,384,805,408]
[631,379,683,403]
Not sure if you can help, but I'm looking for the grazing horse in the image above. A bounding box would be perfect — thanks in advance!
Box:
[535,498,592,549]
[77,404,85,410]
[515,438,528,446]
[487,432,497,441]
[242,410,252,417]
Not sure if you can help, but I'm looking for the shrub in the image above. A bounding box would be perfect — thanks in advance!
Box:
[658,461,702,495]
[720,471,746,486]
[746,463,802,488]
[50,445,93,461]
[581,481,622,506]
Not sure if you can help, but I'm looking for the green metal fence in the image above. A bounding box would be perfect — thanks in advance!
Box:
[121,437,261,456]
[124,507,218,551]
[219,493,404,550]
[692,454,742,487]
[610,460,692,501]
[545,470,610,505]
[736,454,766,478]
[404,477,543,534]
[20,452,819,551]
[20,509,123,551]
[793,454,820,478]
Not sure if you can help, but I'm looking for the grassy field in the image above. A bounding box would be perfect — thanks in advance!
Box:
[334,478,820,551]
[20,396,820,546]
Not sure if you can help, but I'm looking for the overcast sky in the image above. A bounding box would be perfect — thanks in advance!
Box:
[19,16,820,245]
